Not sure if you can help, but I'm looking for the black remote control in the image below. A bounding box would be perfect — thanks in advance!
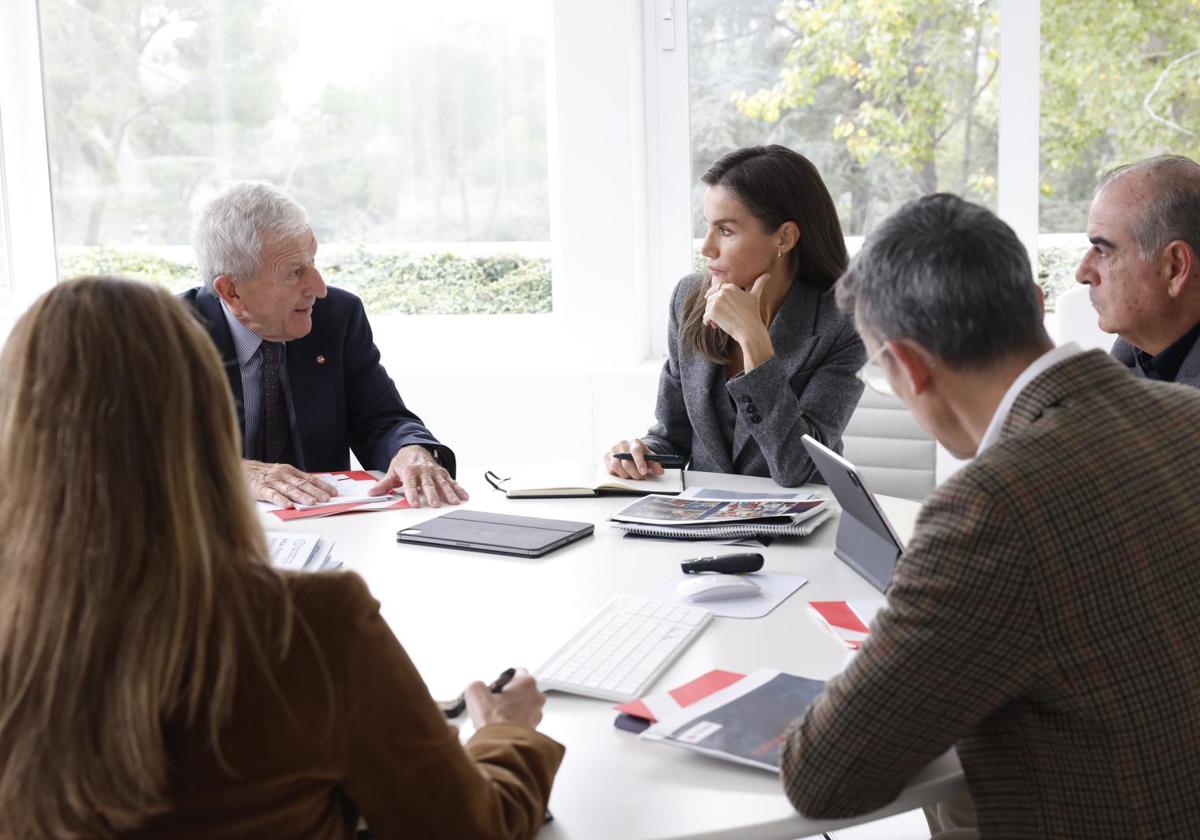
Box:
[680,552,764,575]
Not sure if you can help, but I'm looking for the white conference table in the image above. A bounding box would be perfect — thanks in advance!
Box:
[261,469,964,839]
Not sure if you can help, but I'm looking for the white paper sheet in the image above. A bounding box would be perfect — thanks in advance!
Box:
[290,475,384,509]
[266,531,339,571]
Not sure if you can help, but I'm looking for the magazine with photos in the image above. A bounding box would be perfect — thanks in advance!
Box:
[610,495,827,527]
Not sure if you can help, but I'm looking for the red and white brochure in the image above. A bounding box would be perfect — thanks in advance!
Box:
[614,669,746,723]
[268,470,410,521]
[807,600,886,651]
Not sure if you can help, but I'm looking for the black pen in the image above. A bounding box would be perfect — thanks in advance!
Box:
[440,667,516,719]
[488,667,516,693]
[613,452,686,468]
[438,670,554,824]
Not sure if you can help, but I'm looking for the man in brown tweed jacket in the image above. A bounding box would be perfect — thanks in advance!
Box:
[781,193,1200,837]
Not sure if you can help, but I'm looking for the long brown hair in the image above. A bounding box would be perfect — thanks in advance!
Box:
[0,278,293,836]
[681,145,849,362]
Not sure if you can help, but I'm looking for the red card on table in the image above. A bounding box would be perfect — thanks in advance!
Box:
[808,600,885,650]
[614,669,746,723]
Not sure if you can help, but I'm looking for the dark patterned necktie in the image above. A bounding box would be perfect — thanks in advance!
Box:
[259,341,295,465]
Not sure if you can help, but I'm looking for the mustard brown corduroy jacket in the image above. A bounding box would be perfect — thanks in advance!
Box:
[782,350,1200,837]
[128,572,563,839]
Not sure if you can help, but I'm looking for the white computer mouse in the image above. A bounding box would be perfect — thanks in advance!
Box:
[675,574,762,602]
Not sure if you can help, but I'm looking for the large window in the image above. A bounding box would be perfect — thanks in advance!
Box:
[682,0,1200,310]
[1038,0,1200,298]
[688,0,999,238]
[39,0,551,315]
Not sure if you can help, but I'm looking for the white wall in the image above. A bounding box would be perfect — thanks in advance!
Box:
[392,364,663,470]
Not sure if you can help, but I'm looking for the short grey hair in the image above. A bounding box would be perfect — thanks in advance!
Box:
[836,193,1047,369]
[191,181,310,288]
[1097,154,1200,260]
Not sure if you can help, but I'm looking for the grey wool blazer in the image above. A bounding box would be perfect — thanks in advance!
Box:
[642,274,865,486]
[1111,333,1200,388]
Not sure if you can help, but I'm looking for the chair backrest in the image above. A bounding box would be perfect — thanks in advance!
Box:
[1053,285,1115,351]
[839,387,936,501]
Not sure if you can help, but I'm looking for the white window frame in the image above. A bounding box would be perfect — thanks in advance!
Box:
[0,0,57,316]
[998,0,1041,267]
[641,0,693,361]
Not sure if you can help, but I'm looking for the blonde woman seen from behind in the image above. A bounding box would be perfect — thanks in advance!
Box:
[0,278,562,839]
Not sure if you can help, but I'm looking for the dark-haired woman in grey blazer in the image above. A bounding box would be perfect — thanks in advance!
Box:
[605,145,865,487]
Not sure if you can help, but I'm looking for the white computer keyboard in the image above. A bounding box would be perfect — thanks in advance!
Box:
[535,595,714,702]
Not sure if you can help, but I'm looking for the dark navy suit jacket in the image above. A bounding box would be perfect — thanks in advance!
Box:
[181,286,455,476]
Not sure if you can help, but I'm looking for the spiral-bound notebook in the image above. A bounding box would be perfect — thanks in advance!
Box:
[609,510,833,540]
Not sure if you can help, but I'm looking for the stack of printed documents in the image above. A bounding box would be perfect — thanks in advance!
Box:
[266,531,339,572]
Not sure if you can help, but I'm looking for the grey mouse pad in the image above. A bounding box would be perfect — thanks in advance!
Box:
[396,510,594,557]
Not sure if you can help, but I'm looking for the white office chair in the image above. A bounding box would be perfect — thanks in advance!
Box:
[840,387,936,501]
[1052,285,1115,351]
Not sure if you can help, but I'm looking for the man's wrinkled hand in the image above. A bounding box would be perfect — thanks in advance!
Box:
[245,460,337,507]
[370,445,469,508]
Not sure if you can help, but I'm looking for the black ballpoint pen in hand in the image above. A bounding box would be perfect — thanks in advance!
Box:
[439,667,516,719]
[613,452,686,468]
[487,667,516,694]
[437,668,555,824]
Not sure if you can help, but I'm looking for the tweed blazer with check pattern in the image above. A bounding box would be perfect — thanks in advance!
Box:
[781,350,1200,837]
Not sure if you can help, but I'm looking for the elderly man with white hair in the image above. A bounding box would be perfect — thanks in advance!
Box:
[183,181,466,509]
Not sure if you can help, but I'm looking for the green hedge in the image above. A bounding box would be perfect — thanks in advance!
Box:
[328,249,551,315]
[1037,245,1086,308]
[58,241,1079,315]
[58,246,196,290]
[57,246,553,315]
